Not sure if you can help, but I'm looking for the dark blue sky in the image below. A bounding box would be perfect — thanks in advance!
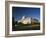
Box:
[12,7,40,20]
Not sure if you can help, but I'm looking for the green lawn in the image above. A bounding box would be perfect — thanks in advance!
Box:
[12,22,40,31]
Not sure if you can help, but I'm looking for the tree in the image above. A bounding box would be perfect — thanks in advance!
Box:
[12,16,15,31]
